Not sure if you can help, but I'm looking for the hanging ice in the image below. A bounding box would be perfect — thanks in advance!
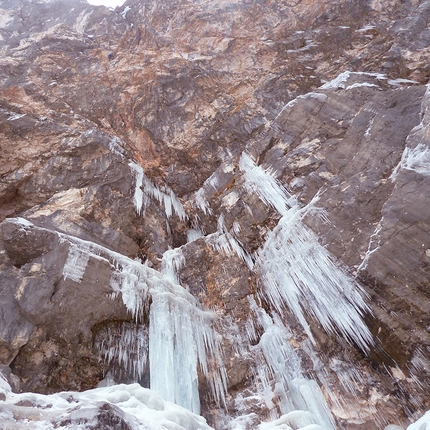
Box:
[12,218,225,415]
[206,213,254,269]
[129,161,186,219]
[239,153,373,351]
[161,247,186,285]
[206,225,254,270]
[249,298,336,430]
[239,153,296,213]
[95,323,149,381]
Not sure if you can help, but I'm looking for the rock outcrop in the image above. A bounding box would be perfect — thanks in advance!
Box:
[0,0,429,429]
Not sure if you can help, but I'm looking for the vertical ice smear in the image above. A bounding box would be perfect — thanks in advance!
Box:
[129,161,186,219]
[149,290,200,414]
[249,299,336,430]
[62,243,90,282]
[129,161,147,215]
[152,246,227,414]
[191,162,236,215]
[161,247,186,285]
[239,153,373,351]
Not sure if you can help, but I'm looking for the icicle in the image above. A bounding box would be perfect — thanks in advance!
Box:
[207,231,254,270]
[128,161,186,219]
[109,260,150,322]
[193,188,212,215]
[249,299,336,430]
[8,218,226,414]
[254,208,373,351]
[129,161,147,215]
[95,323,149,381]
[240,153,373,351]
[239,153,296,214]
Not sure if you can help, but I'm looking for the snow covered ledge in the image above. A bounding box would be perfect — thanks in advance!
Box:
[1,371,428,430]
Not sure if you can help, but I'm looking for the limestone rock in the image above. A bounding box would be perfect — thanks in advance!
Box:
[0,0,429,429]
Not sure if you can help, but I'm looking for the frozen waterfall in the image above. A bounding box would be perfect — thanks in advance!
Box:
[15,218,226,416]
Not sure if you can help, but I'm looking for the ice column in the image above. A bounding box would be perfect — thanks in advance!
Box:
[149,277,226,414]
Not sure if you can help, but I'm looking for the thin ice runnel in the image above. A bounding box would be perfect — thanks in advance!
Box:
[239,153,373,352]
[248,298,336,429]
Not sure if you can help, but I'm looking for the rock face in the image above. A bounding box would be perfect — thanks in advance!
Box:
[0,0,429,429]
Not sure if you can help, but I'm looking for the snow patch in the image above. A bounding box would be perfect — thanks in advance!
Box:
[320,71,386,90]
[0,382,213,430]
[390,143,430,179]
[121,6,131,18]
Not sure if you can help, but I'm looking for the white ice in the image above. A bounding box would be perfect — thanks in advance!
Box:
[10,218,225,415]
[320,71,386,90]
[249,299,335,430]
[239,154,373,352]
[206,230,254,270]
[149,247,227,414]
[95,324,148,381]
[129,161,186,219]
[62,243,91,283]
[407,410,430,430]
[149,276,227,414]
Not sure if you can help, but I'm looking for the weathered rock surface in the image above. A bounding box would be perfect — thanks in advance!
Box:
[0,0,429,429]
